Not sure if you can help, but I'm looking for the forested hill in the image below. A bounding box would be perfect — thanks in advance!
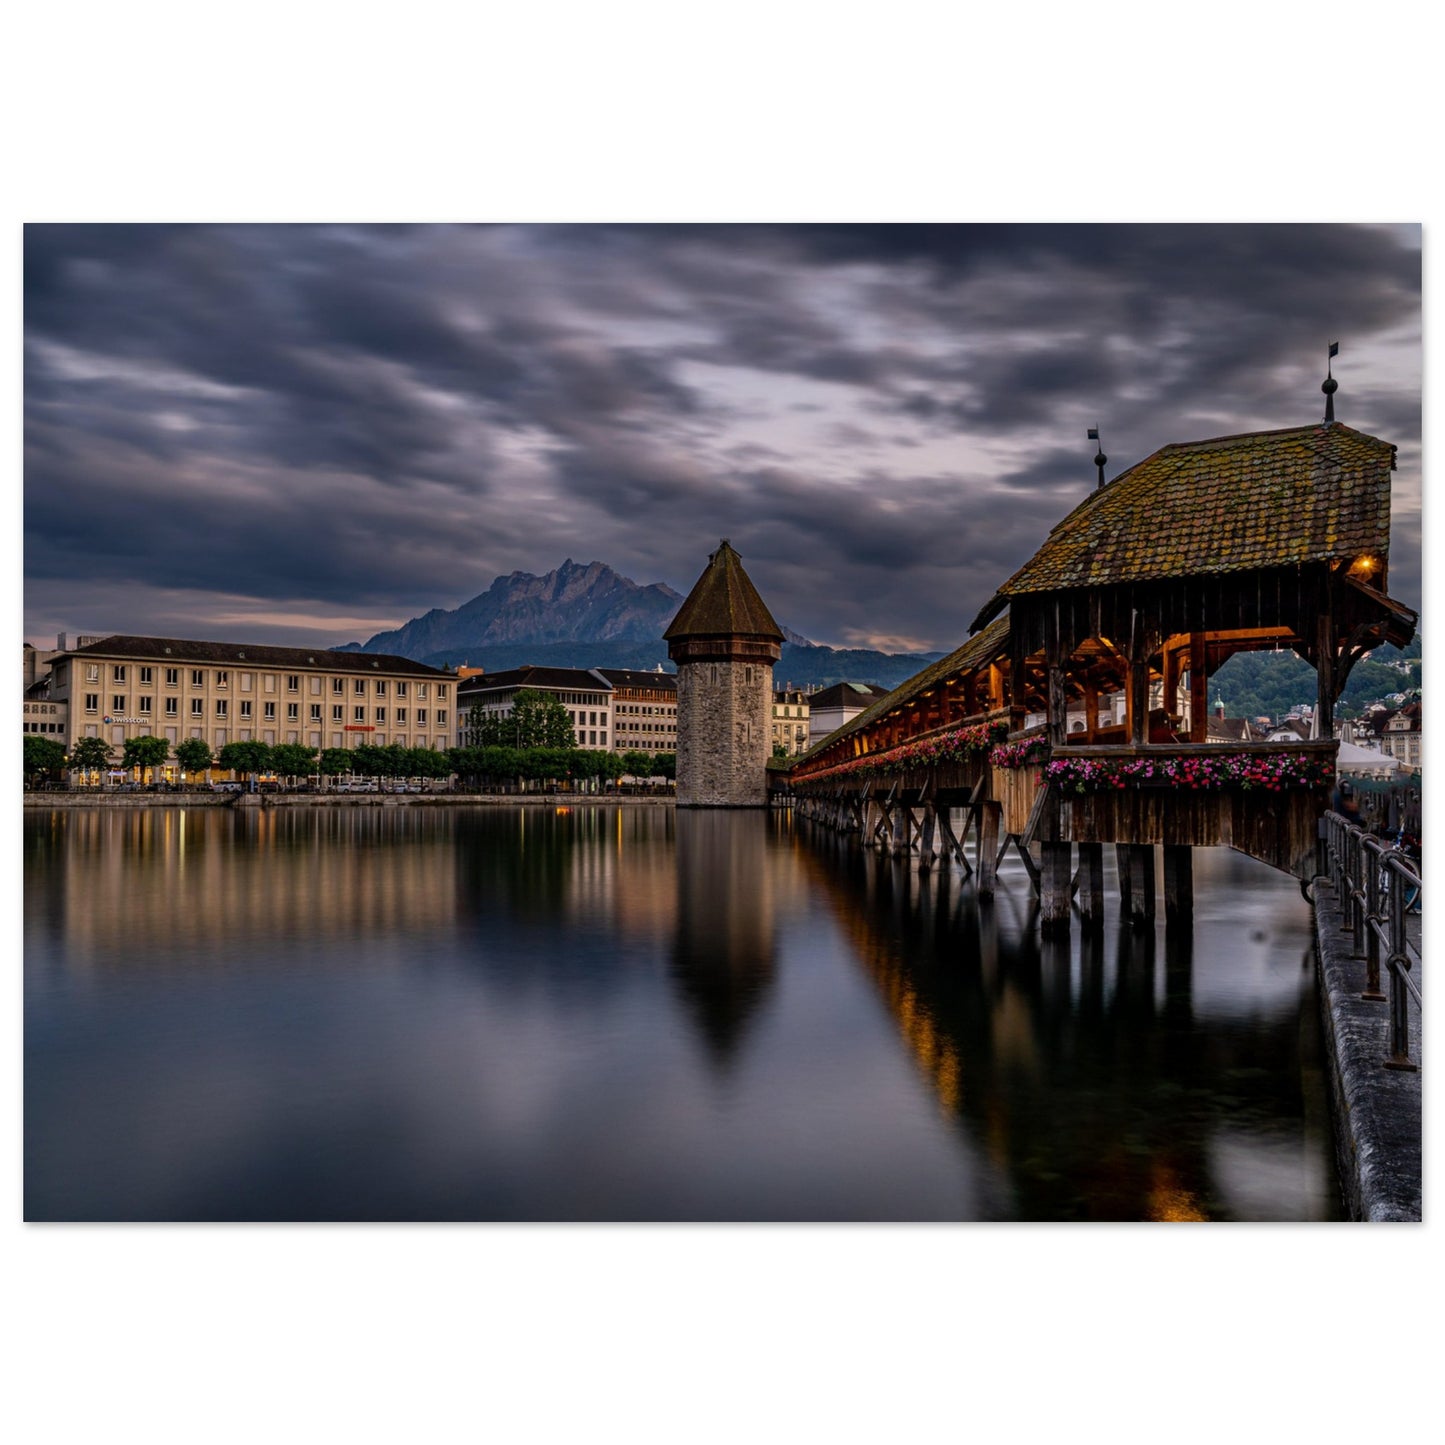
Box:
[1211,638,1421,722]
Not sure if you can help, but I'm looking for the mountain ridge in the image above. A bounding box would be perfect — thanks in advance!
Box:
[341,559,936,689]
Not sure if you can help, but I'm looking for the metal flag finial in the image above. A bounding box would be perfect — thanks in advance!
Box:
[1088,427,1107,489]
[1323,342,1339,422]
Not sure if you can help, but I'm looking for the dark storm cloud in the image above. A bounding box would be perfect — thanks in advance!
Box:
[24,223,1421,651]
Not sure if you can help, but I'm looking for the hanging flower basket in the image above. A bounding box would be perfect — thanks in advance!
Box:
[794,720,1007,785]
[1043,752,1335,794]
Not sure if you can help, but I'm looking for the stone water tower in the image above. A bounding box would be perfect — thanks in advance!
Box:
[664,540,784,807]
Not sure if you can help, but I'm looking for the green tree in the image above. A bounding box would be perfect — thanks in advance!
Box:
[652,752,676,781]
[511,689,576,750]
[407,747,452,780]
[68,736,113,782]
[620,749,653,779]
[319,747,353,779]
[122,735,171,783]
[24,735,67,786]
[175,738,213,780]
[218,740,273,780]
[270,743,319,781]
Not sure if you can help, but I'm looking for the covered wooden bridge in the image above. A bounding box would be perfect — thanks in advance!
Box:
[785,413,1417,931]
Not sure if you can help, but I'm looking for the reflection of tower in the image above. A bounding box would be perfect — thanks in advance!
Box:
[665,540,783,808]
[670,811,776,1068]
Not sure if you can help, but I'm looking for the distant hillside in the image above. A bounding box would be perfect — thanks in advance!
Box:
[415,639,943,691]
[1211,637,1421,721]
[345,559,934,688]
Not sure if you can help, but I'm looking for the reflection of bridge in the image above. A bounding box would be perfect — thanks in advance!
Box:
[787,404,1416,932]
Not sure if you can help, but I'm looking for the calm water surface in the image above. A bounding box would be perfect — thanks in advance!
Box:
[24,805,1341,1220]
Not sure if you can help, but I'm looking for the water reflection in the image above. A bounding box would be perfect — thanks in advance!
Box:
[793,832,1338,1221]
[24,806,1339,1220]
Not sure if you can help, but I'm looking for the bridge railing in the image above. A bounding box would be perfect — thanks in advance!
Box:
[1322,810,1422,1072]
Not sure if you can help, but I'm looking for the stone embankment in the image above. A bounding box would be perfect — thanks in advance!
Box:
[24,792,675,809]
[1312,880,1422,1222]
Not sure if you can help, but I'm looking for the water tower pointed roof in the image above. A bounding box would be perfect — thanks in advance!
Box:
[664,539,784,643]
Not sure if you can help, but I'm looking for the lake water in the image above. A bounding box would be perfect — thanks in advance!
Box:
[23,804,1342,1221]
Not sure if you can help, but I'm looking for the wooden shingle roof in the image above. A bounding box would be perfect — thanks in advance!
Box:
[794,615,1011,764]
[663,540,783,642]
[973,422,1396,629]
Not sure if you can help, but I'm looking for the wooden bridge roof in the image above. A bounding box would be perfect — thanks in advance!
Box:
[972,421,1396,630]
[663,539,784,642]
[795,615,1011,765]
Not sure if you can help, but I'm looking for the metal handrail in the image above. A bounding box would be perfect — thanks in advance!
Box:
[1321,810,1422,1072]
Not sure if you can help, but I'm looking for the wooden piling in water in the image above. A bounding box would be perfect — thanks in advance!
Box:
[977,801,1000,896]
[1163,844,1193,928]
[1124,843,1156,926]
[1077,841,1106,929]
[1040,840,1072,933]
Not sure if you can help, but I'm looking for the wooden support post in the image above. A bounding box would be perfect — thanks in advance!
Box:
[1163,844,1193,928]
[1040,840,1072,933]
[1125,844,1156,927]
[1316,607,1335,739]
[1189,632,1208,744]
[1077,841,1106,929]
[918,802,937,872]
[891,800,910,856]
[977,801,1000,896]
[1116,842,1134,913]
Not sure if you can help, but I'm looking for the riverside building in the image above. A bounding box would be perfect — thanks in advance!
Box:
[46,635,456,775]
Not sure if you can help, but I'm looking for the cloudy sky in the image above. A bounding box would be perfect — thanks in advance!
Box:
[23,223,1421,655]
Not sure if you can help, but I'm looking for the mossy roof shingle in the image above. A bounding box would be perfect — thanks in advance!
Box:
[973,422,1396,628]
[663,540,783,642]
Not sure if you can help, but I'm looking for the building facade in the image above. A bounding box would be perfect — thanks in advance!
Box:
[597,668,677,756]
[805,681,891,743]
[47,635,456,775]
[664,540,784,807]
[771,688,810,756]
[456,666,615,749]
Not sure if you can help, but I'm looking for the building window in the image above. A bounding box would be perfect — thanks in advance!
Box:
[191,670,205,687]
[139,696,152,714]
[355,679,366,695]
[264,701,276,720]
[332,678,345,695]
[309,676,322,695]
[286,703,298,721]
[396,708,407,724]
[215,700,228,718]
[375,708,386,724]
[85,693,99,712]
[287,675,300,692]
[113,665,126,683]
[240,700,253,719]
[416,709,427,726]
[375,681,387,697]
[416,684,428,701]
[85,663,100,683]
[139,667,153,685]
[332,705,343,722]
[165,698,178,717]
[191,699,204,717]
[310,704,322,722]
[354,706,365,723]
[165,667,179,687]
[437,684,448,700]
[112,694,126,711]
[264,674,276,693]
[215,671,229,688]
[240,673,253,692]
[396,682,408,698]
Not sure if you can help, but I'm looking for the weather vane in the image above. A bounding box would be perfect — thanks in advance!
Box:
[1323,341,1339,422]
[1087,426,1107,489]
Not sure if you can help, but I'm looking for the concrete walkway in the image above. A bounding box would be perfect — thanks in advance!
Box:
[1312,880,1422,1221]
